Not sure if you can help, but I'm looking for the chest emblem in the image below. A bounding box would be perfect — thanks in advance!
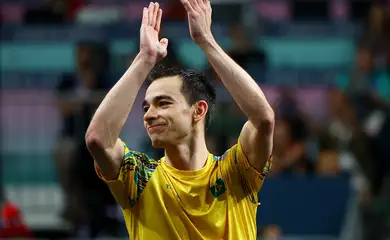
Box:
[210,178,226,198]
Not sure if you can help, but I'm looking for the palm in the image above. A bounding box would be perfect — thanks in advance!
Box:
[140,3,168,61]
[141,26,159,53]
[181,0,213,45]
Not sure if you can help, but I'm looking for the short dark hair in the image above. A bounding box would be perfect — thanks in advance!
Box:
[147,67,216,130]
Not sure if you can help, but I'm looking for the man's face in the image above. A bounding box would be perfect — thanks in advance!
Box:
[229,25,249,50]
[369,5,385,30]
[76,45,93,70]
[143,76,194,148]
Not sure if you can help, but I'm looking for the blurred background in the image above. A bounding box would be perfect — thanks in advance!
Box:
[0,0,390,239]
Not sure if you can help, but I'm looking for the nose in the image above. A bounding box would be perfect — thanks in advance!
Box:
[143,106,158,123]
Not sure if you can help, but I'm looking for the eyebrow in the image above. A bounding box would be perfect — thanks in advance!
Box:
[142,95,175,108]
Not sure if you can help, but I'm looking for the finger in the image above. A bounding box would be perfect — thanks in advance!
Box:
[152,2,159,28]
[207,1,212,15]
[180,0,196,13]
[203,0,208,4]
[192,0,202,10]
[160,38,169,49]
[141,7,148,25]
[205,2,211,24]
[155,9,163,32]
[148,2,154,25]
[191,0,199,7]
[196,0,203,8]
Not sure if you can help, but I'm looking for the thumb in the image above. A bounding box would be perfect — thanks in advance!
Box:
[160,38,169,49]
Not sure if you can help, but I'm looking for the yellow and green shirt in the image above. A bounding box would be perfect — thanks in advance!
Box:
[96,140,272,240]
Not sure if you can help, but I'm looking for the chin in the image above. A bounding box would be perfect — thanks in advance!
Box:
[151,141,164,148]
[150,136,167,149]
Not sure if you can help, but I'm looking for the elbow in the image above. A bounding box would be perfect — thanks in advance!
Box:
[255,108,275,135]
[85,127,104,151]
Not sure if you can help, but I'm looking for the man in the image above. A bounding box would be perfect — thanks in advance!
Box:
[86,1,274,239]
[55,42,119,237]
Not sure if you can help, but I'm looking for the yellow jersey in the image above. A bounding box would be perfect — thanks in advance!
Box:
[96,139,272,240]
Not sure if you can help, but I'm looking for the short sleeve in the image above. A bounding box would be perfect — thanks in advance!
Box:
[95,141,159,209]
[220,139,272,204]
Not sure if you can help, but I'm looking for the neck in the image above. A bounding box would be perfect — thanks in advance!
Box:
[164,130,209,171]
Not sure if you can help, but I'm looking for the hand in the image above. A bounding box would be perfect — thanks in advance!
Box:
[139,2,168,63]
[180,0,214,46]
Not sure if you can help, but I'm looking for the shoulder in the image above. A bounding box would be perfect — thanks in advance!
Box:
[212,144,240,166]
[122,142,159,170]
[214,142,272,176]
[220,143,243,163]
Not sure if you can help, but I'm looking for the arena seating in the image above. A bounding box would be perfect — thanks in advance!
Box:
[0,2,363,237]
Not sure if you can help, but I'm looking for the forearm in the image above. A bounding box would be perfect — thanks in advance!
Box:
[86,53,154,148]
[201,40,273,127]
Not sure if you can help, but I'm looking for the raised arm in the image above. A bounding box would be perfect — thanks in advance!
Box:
[85,2,168,180]
[181,0,274,171]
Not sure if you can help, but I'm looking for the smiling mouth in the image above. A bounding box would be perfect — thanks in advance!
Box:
[148,124,165,131]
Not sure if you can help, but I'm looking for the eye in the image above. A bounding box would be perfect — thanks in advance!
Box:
[143,106,149,113]
[159,101,171,107]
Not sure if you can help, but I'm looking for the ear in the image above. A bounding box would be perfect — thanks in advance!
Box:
[193,100,208,124]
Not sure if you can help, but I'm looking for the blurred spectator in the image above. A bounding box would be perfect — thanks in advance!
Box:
[55,42,96,218]
[271,89,312,176]
[272,118,313,176]
[335,44,390,196]
[323,90,372,191]
[24,0,69,24]
[316,150,340,176]
[54,42,120,238]
[335,45,388,139]
[228,24,267,69]
[71,142,122,238]
[274,88,300,119]
[324,87,387,239]
[207,23,267,82]
[207,102,246,155]
[336,45,375,101]
[259,224,283,240]
[359,3,390,66]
